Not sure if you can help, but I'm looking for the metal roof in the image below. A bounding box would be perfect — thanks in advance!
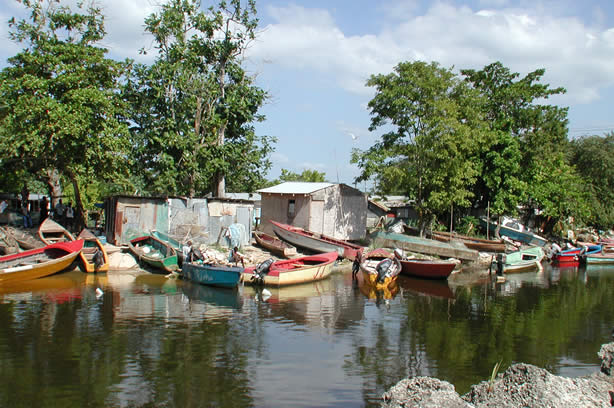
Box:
[257,182,334,195]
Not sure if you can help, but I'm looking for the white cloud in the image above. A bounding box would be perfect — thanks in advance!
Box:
[248,3,614,104]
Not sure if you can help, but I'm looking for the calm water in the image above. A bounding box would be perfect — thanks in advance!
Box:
[0,261,613,408]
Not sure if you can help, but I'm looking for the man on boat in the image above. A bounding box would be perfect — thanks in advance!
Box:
[229,246,245,267]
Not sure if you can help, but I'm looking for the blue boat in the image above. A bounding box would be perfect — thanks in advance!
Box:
[181,261,243,289]
[479,216,548,247]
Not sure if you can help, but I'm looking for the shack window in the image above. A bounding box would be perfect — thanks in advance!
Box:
[288,199,295,217]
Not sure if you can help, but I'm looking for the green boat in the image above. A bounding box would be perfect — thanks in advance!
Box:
[494,246,544,273]
[128,234,179,273]
[151,230,185,265]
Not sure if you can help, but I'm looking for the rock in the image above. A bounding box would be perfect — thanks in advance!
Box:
[381,377,470,408]
[382,342,614,408]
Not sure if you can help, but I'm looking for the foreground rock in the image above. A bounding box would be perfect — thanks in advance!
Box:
[382,342,614,408]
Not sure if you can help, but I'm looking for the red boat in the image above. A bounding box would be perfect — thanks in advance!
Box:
[398,258,456,280]
[270,220,364,260]
[551,244,601,266]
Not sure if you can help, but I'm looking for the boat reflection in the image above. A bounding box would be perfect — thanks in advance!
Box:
[181,280,242,309]
[397,275,454,299]
[240,279,334,303]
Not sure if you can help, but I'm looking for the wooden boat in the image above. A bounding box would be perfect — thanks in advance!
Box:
[0,239,83,284]
[494,247,544,273]
[181,262,242,289]
[241,251,338,286]
[38,217,76,245]
[3,226,44,250]
[76,229,109,273]
[583,245,614,265]
[372,231,479,261]
[359,248,401,289]
[403,225,506,253]
[128,234,179,273]
[0,226,20,255]
[270,220,364,260]
[151,230,185,266]
[254,230,297,258]
[398,258,456,280]
[479,216,547,247]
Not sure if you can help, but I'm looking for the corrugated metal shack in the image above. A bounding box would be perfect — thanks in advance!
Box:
[257,182,367,241]
[104,195,254,247]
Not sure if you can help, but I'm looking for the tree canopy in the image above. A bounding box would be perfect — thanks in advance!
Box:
[125,0,275,197]
[0,0,131,228]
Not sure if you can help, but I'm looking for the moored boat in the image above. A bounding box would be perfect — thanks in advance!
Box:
[0,239,84,284]
[128,234,179,273]
[270,220,363,260]
[4,226,44,250]
[181,262,243,289]
[493,246,544,274]
[551,244,601,266]
[38,217,75,245]
[241,251,338,286]
[398,258,456,280]
[254,230,297,258]
[359,248,401,289]
[479,216,547,247]
[582,245,614,265]
[76,229,109,273]
[151,230,185,266]
[0,226,20,255]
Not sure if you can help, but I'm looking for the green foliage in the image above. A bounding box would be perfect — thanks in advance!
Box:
[570,133,614,229]
[126,0,274,197]
[461,62,583,222]
[279,168,327,183]
[0,0,131,217]
[352,61,488,231]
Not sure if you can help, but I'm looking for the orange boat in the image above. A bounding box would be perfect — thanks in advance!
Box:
[0,240,84,284]
[359,248,401,290]
[77,229,109,273]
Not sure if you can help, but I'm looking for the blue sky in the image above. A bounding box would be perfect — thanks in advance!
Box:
[2,0,614,190]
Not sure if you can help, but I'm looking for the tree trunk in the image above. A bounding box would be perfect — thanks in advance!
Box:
[68,172,86,232]
[45,168,62,208]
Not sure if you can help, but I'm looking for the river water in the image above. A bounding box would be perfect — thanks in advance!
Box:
[0,261,612,408]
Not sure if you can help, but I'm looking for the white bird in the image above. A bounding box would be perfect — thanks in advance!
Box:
[349,132,358,140]
[95,288,104,298]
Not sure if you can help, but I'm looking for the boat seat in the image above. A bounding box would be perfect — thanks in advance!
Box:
[82,247,97,254]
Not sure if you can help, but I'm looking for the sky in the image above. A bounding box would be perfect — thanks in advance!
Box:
[2,0,614,190]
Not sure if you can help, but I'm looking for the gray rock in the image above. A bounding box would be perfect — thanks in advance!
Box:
[382,342,614,408]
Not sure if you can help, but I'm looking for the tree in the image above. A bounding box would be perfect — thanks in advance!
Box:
[126,0,274,197]
[461,62,583,230]
[352,61,488,233]
[570,133,614,229]
[0,0,131,229]
[278,169,327,183]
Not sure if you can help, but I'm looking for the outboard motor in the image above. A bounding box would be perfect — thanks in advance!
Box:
[375,258,393,283]
[252,258,274,285]
[92,249,104,271]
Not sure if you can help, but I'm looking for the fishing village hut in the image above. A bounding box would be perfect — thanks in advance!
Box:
[104,195,255,247]
[257,182,367,241]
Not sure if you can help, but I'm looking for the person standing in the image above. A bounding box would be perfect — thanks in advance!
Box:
[39,196,49,224]
[0,200,7,214]
[65,203,74,231]
[21,203,32,228]
[54,199,65,224]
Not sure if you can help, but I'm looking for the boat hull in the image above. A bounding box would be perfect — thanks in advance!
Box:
[38,217,76,245]
[254,231,297,258]
[479,217,547,247]
[181,262,242,288]
[241,251,338,286]
[270,221,363,260]
[399,259,456,279]
[4,226,44,250]
[128,235,179,273]
[359,248,401,290]
[77,229,109,273]
[0,240,83,284]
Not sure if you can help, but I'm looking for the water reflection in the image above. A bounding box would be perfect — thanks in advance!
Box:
[0,262,612,407]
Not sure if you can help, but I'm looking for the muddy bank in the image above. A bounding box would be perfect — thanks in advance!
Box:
[381,342,614,408]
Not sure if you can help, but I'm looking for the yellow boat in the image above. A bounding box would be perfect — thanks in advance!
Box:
[359,248,401,290]
[0,240,84,284]
[77,229,109,273]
